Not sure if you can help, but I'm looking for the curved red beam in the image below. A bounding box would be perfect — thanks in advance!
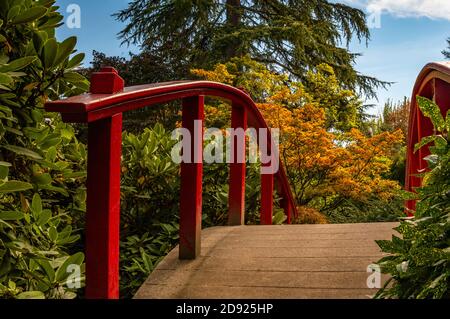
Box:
[46,79,298,219]
[406,61,450,213]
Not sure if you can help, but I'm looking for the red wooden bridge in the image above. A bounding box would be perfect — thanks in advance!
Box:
[45,62,450,299]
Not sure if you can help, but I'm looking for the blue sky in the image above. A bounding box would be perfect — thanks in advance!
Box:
[55,0,450,115]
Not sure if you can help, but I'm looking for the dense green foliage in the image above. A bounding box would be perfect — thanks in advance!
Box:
[115,0,388,98]
[375,97,450,299]
[0,0,89,298]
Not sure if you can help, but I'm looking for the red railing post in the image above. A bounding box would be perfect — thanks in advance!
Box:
[179,96,204,259]
[281,200,293,224]
[260,171,274,225]
[259,126,276,225]
[85,67,124,299]
[228,104,247,226]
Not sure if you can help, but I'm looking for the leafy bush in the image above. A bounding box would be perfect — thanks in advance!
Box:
[0,0,88,298]
[295,206,328,224]
[325,196,405,224]
[121,125,180,232]
[119,223,179,298]
[375,97,450,299]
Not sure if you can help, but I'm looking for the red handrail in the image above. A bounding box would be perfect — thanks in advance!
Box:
[406,62,450,213]
[45,67,298,299]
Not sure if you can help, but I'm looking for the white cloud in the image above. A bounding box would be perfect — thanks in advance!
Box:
[340,0,450,21]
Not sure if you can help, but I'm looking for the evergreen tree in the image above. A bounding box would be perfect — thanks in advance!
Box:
[443,38,450,59]
[115,0,388,98]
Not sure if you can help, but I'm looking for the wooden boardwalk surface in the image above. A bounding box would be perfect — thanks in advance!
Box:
[135,222,398,299]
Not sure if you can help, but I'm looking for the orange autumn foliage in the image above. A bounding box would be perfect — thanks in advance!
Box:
[258,101,403,209]
[191,58,404,215]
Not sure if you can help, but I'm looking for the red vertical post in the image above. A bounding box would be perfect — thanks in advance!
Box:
[281,199,292,224]
[406,80,435,214]
[179,96,204,259]
[259,126,275,225]
[86,67,124,299]
[260,171,274,225]
[228,104,247,226]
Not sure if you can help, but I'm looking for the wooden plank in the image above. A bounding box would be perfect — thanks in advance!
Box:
[193,246,386,258]
[203,233,394,241]
[136,223,398,299]
[142,269,390,290]
[156,255,384,272]
[205,223,398,232]
[201,239,386,248]
[136,285,379,299]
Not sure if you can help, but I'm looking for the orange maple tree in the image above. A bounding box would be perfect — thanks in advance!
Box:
[192,57,404,219]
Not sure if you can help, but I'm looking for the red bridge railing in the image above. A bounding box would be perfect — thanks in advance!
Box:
[45,67,298,299]
[406,62,450,213]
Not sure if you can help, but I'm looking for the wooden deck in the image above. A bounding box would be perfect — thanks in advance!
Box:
[135,222,398,299]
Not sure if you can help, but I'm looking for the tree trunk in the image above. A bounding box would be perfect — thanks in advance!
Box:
[225,0,242,59]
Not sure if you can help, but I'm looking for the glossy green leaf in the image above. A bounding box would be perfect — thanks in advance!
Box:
[16,291,45,299]
[67,53,84,69]
[32,31,48,53]
[0,165,8,180]
[63,71,86,83]
[55,252,84,282]
[60,128,74,140]
[417,96,446,131]
[36,259,55,283]
[7,6,21,21]
[45,146,57,162]
[2,145,43,160]
[31,193,42,214]
[0,57,36,73]
[32,173,52,186]
[0,211,24,221]
[37,209,52,226]
[39,184,69,197]
[0,73,13,85]
[0,161,12,167]
[31,109,44,123]
[0,181,33,193]
[48,226,58,241]
[414,135,446,153]
[12,6,47,24]
[39,137,61,149]
[54,36,76,66]
[42,38,57,69]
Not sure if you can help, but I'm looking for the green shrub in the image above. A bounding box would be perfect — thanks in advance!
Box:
[0,0,89,298]
[324,195,405,224]
[375,96,450,299]
[119,223,179,298]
